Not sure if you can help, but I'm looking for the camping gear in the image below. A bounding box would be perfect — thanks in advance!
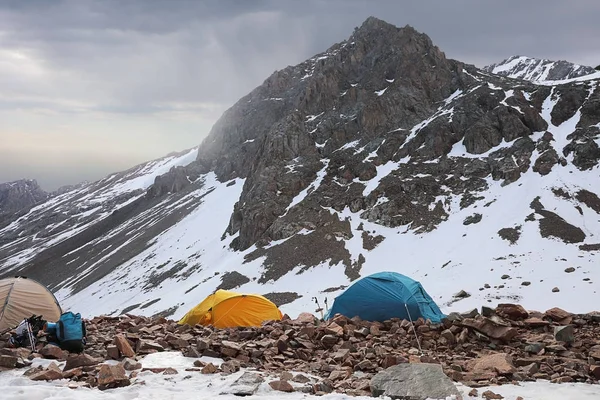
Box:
[49,311,86,353]
[179,289,283,328]
[325,271,446,323]
[0,276,62,331]
[8,315,45,351]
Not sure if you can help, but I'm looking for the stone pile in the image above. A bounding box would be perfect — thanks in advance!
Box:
[0,304,599,396]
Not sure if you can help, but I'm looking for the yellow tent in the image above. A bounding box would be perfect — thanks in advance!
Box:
[178,289,283,328]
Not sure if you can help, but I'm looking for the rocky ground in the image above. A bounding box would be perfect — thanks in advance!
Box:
[1,304,599,398]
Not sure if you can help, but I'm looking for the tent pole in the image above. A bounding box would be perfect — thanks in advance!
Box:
[404,303,423,355]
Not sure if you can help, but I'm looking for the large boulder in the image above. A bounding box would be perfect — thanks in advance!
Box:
[28,362,64,381]
[220,371,264,396]
[461,317,518,342]
[114,334,135,358]
[64,353,102,371]
[495,304,528,320]
[467,353,515,375]
[97,364,131,390]
[370,363,462,400]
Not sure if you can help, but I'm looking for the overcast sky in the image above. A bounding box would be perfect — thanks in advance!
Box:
[1,0,599,190]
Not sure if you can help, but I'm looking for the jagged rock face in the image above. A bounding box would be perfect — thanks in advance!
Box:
[195,18,599,264]
[484,55,598,82]
[0,180,48,223]
[198,18,470,251]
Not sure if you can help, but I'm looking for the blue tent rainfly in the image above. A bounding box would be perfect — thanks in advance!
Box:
[325,271,445,323]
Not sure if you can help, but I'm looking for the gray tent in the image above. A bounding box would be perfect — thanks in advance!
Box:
[0,276,62,331]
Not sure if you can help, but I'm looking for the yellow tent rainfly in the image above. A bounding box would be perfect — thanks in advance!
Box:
[178,289,282,328]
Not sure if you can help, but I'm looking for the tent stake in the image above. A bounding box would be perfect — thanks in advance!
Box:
[404,303,423,355]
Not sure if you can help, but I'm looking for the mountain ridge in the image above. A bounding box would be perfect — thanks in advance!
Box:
[1,17,599,320]
[483,55,598,83]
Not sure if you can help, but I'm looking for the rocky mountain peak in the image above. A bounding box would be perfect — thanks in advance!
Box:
[351,17,436,55]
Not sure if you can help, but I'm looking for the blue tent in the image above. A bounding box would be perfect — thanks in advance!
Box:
[325,271,445,323]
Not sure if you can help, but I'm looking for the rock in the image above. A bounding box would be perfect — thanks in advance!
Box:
[461,309,480,318]
[482,390,504,399]
[382,355,407,368]
[481,306,495,317]
[370,363,462,400]
[545,307,571,321]
[62,367,83,379]
[182,346,202,358]
[440,329,456,344]
[221,340,242,352]
[0,355,17,368]
[97,364,131,390]
[196,338,211,351]
[163,367,178,375]
[221,340,242,357]
[565,267,576,273]
[136,340,164,354]
[546,344,567,352]
[295,313,316,324]
[221,371,264,396]
[454,290,471,299]
[496,304,529,320]
[552,287,560,293]
[523,317,550,328]
[468,353,515,375]
[40,345,65,360]
[329,368,352,381]
[201,349,221,358]
[221,359,241,374]
[522,362,539,376]
[114,335,135,358]
[313,379,335,394]
[269,380,295,392]
[64,353,101,371]
[324,322,344,336]
[106,345,119,360]
[590,365,600,380]
[554,325,574,343]
[29,362,64,381]
[292,374,311,383]
[280,371,293,381]
[320,335,339,349]
[201,363,218,374]
[355,359,376,371]
[445,312,463,322]
[468,388,478,397]
[461,317,518,342]
[121,358,142,371]
[524,343,545,354]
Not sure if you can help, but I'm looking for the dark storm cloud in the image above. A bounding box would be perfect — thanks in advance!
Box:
[1,0,599,189]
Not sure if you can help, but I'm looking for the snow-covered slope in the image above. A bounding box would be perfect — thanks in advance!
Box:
[484,55,598,83]
[0,148,199,272]
[58,84,600,320]
[1,18,600,321]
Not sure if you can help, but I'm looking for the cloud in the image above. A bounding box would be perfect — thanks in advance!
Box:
[1,0,599,189]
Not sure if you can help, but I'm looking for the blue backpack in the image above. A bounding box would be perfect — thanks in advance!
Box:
[56,312,86,343]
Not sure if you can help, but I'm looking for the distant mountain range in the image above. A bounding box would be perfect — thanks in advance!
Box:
[483,55,599,83]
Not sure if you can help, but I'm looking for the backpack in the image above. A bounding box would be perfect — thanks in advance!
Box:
[56,312,86,343]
